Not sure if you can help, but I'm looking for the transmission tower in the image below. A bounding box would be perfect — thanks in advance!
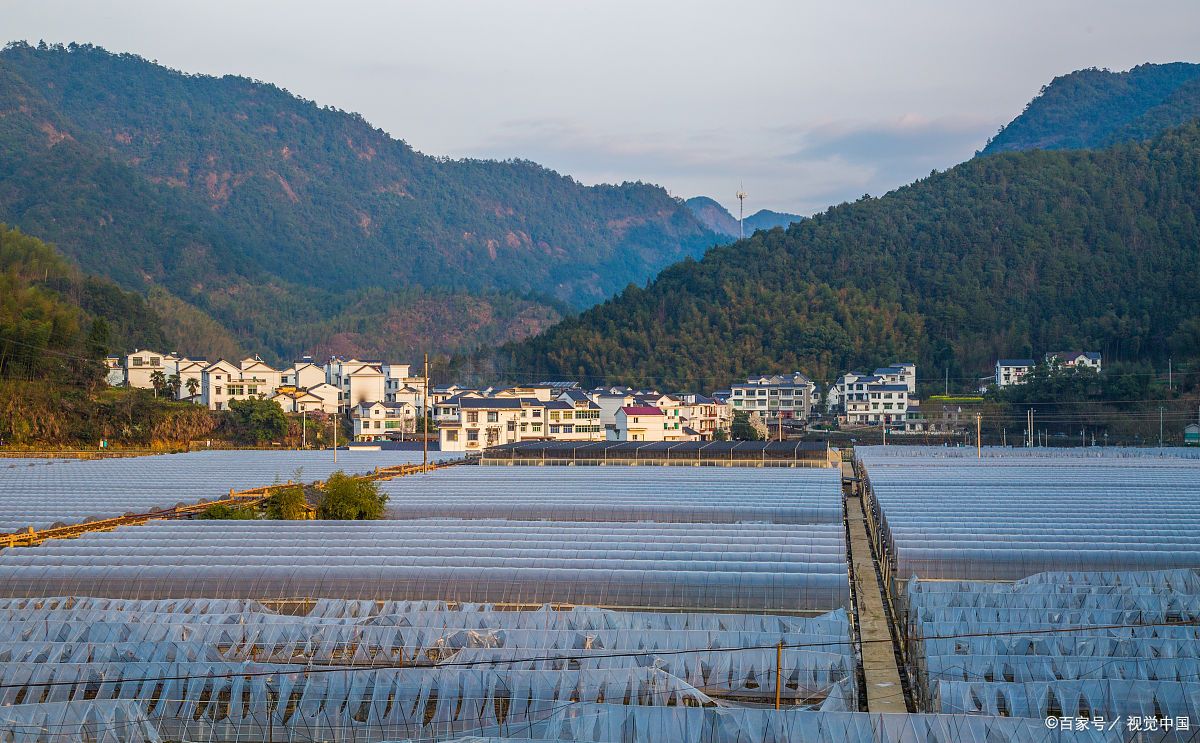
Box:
[736,186,747,239]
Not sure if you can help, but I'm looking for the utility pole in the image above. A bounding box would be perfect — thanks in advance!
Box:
[775,641,783,710]
[944,368,949,396]
[333,408,338,464]
[301,408,306,449]
[1002,427,1006,448]
[975,414,981,459]
[1159,406,1164,448]
[423,353,429,470]
[1168,358,1173,393]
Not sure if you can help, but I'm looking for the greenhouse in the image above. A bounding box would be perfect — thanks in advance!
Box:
[382,466,843,523]
[0,598,860,741]
[0,520,850,611]
[857,446,1200,583]
[904,570,1200,723]
[0,450,452,533]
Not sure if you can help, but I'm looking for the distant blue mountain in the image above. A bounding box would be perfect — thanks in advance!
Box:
[684,196,804,239]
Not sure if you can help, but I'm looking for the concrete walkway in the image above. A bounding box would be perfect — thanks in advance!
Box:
[843,461,908,712]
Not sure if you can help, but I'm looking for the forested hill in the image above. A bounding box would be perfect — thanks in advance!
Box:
[982,63,1200,154]
[0,225,171,381]
[493,124,1200,391]
[0,42,721,361]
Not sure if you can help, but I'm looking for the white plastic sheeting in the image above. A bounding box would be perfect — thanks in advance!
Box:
[907,570,1200,723]
[858,447,1200,581]
[382,467,843,524]
[0,700,162,743]
[0,663,710,742]
[0,598,854,704]
[0,520,849,611]
[0,598,860,741]
[534,704,1125,742]
[0,449,454,532]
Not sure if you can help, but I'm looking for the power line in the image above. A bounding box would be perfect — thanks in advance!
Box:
[0,618,1193,690]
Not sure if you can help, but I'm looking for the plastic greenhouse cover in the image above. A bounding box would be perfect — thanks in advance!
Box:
[0,664,721,742]
[858,448,1200,581]
[0,700,162,743]
[0,597,851,634]
[0,449,456,532]
[381,466,843,524]
[0,521,849,611]
[933,679,1200,719]
[0,598,854,709]
[534,704,1127,743]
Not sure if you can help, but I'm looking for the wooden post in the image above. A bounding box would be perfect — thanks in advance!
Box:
[775,641,783,710]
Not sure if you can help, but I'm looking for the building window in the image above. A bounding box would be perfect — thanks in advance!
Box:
[446,430,459,441]
[467,411,478,424]
[487,411,499,423]
[467,429,479,441]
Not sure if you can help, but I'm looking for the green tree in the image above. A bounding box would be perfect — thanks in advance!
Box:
[713,428,730,441]
[185,376,200,398]
[730,411,764,441]
[264,484,309,520]
[228,398,287,444]
[149,370,167,398]
[197,503,256,519]
[317,471,388,520]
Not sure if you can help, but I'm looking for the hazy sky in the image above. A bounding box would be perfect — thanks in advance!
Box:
[7,1,1200,214]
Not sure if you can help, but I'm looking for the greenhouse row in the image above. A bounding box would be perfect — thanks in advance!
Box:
[0,450,451,532]
[857,447,1200,582]
[0,520,850,611]
[0,598,864,742]
[903,570,1200,723]
[480,440,832,465]
[383,466,843,524]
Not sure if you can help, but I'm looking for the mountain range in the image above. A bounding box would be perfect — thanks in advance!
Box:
[3,45,1198,390]
[494,64,1200,389]
[0,42,749,362]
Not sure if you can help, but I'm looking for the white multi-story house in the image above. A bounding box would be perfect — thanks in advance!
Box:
[328,359,386,413]
[674,393,733,440]
[173,357,207,401]
[608,406,694,442]
[352,401,420,441]
[282,357,327,390]
[439,397,547,452]
[844,382,912,429]
[201,360,269,411]
[272,382,339,415]
[544,395,604,441]
[591,390,636,430]
[994,359,1035,388]
[1045,351,1102,372]
[872,363,916,393]
[729,373,815,421]
[124,349,174,389]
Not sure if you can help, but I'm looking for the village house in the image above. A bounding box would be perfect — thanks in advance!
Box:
[1045,351,1102,372]
[729,373,816,421]
[439,397,547,452]
[994,359,1035,388]
[351,401,420,441]
[608,405,694,442]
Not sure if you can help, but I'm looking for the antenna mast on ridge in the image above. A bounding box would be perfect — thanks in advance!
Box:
[736,185,748,239]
